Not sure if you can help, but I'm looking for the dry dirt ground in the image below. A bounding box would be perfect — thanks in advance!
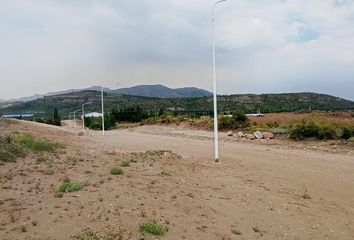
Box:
[1,120,354,240]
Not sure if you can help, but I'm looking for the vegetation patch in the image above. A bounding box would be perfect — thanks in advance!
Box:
[302,191,312,200]
[59,181,85,193]
[111,167,123,175]
[15,134,64,152]
[79,227,125,240]
[120,161,130,167]
[36,155,48,163]
[0,134,26,162]
[288,121,352,140]
[140,220,166,236]
[231,228,242,235]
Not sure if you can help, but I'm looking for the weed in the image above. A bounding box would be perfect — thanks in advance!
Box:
[9,200,22,208]
[21,225,27,232]
[140,220,166,236]
[79,227,125,240]
[160,170,171,176]
[111,167,123,175]
[302,191,312,200]
[0,134,26,162]
[140,207,147,218]
[253,226,264,236]
[54,190,64,198]
[145,150,172,157]
[8,200,22,223]
[231,228,242,235]
[120,161,130,167]
[59,181,85,193]
[15,134,64,152]
[36,155,48,163]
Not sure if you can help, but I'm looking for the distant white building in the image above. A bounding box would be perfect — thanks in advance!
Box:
[84,112,103,118]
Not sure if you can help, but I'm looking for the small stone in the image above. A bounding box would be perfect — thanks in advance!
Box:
[253,131,264,139]
[245,134,256,140]
[262,132,274,140]
[226,131,233,137]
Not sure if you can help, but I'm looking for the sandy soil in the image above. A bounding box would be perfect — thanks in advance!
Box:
[1,120,354,240]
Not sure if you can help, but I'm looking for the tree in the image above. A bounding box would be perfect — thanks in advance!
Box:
[53,108,61,126]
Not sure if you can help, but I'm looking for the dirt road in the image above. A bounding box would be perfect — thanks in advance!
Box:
[1,121,354,239]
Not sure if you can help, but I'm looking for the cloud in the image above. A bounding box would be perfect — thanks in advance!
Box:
[0,0,353,100]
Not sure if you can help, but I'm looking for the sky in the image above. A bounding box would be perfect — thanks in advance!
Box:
[0,0,354,100]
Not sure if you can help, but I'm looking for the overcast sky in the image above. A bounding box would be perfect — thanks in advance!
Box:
[0,0,353,100]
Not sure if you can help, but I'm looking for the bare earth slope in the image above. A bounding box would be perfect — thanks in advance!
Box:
[1,120,353,240]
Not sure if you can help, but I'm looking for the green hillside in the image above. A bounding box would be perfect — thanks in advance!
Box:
[1,91,353,119]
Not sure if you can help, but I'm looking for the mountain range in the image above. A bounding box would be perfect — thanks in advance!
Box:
[0,85,212,102]
[1,90,353,119]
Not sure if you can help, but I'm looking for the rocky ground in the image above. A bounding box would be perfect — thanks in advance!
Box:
[0,120,354,240]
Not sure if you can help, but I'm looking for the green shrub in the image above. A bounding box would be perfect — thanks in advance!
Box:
[15,134,63,152]
[341,127,352,140]
[140,221,166,236]
[120,161,130,167]
[288,121,320,140]
[289,121,341,140]
[0,135,26,162]
[59,181,85,193]
[80,227,124,240]
[317,125,336,140]
[111,167,123,175]
[218,116,236,129]
[232,111,249,127]
[36,155,48,163]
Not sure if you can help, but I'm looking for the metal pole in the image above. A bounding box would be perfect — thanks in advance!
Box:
[82,102,92,133]
[73,112,76,130]
[101,87,105,136]
[68,112,72,128]
[212,0,227,162]
[73,109,81,130]
[100,83,119,136]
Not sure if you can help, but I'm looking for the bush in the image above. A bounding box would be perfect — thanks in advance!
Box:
[218,116,236,129]
[111,167,123,175]
[289,121,339,140]
[0,135,26,162]
[317,125,336,140]
[15,134,63,152]
[59,181,85,193]
[120,161,130,167]
[288,121,320,140]
[232,111,249,126]
[140,221,166,236]
[341,127,353,140]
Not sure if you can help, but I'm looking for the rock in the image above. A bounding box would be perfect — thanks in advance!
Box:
[262,132,275,140]
[245,134,256,140]
[348,137,354,142]
[253,131,264,139]
[238,131,245,138]
[226,131,233,137]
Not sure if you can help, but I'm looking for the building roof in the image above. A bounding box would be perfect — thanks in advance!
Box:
[84,112,103,118]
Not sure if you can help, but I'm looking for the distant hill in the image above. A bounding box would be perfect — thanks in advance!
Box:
[1,85,212,102]
[112,84,212,98]
[1,91,353,119]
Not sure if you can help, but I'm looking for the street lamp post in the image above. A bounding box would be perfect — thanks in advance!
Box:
[68,112,72,128]
[212,0,227,162]
[73,109,81,130]
[101,83,119,136]
[82,102,92,133]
